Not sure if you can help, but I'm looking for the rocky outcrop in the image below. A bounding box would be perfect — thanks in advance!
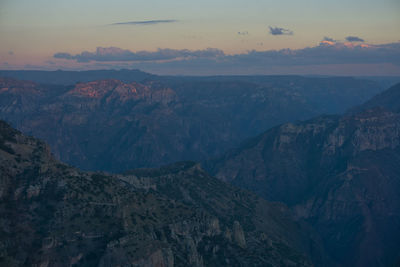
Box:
[232,221,246,248]
[324,109,400,154]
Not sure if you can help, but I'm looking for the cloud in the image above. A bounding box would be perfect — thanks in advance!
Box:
[268,26,293,36]
[109,20,178,26]
[54,47,225,62]
[345,36,365,42]
[134,42,400,75]
[54,52,75,60]
[54,42,400,71]
[231,42,400,68]
[238,31,249,36]
[320,37,337,46]
[323,37,336,42]
[45,60,56,65]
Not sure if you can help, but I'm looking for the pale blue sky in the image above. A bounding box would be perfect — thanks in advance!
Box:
[0,0,399,74]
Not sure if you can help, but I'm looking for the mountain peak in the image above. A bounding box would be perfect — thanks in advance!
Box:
[66,79,177,103]
[67,79,125,98]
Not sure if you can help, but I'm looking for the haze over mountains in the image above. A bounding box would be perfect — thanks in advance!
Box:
[0,70,384,172]
[0,70,400,266]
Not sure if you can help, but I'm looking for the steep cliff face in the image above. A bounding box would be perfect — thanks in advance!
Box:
[0,121,319,266]
[0,76,382,172]
[208,83,400,266]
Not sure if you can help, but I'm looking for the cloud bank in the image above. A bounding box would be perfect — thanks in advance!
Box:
[54,41,400,65]
[269,26,293,36]
[54,47,225,63]
[109,20,178,26]
[52,41,400,75]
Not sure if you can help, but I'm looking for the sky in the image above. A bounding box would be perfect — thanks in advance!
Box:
[0,0,399,75]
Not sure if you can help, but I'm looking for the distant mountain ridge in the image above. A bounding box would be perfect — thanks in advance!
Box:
[0,75,383,172]
[0,69,155,85]
[207,83,400,266]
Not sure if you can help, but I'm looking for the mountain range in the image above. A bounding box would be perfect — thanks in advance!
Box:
[0,72,383,172]
[0,70,399,266]
[207,83,400,266]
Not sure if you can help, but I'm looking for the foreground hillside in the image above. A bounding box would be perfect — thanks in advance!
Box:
[0,120,323,266]
[208,83,400,266]
[0,75,381,172]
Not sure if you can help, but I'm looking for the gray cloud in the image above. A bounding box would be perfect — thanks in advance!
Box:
[109,20,178,26]
[345,36,365,42]
[45,60,56,65]
[237,42,400,67]
[323,37,336,42]
[53,42,400,71]
[54,52,74,60]
[269,26,293,36]
[54,47,225,62]
[136,42,400,75]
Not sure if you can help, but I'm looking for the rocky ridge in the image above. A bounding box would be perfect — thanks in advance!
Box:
[208,83,400,266]
[0,120,320,266]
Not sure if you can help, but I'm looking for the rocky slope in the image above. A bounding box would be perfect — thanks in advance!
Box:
[208,83,400,266]
[349,82,400,114]
[0,120,324,266]
[0,76,382,172]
